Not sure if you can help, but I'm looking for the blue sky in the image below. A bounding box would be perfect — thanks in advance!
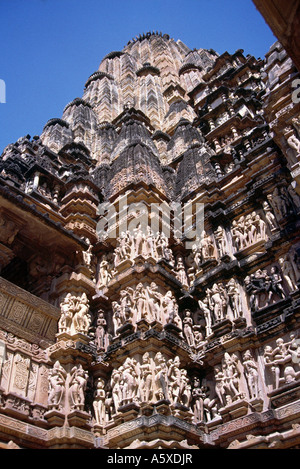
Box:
[0,0,276,152]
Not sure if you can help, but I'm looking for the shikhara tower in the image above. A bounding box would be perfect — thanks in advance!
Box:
[1,31,300,449]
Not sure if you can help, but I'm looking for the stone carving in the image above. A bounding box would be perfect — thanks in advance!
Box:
[154,352,169,402]
[262,201,278,231]
[111,368,123,413]
[97,254,113,288]
[93,378,106,425]
[245,265,287,313]
[278,255,299,292]
[94,310,107,351]
[267,186,297,220]
[118,358,139,406]
[287,131,300,155]
[232,211,268,252]
[263,335,300,389]
[82,238,93,267]
[183,310,195,347]
[198,297,213,337]
[189,230,216,275]
[58,293,91,336]
[175,255,189,289]
[214,225,228,258]
[68,364,88,411]
[214,353,244,407]
[206,283,227,323]
[111,283,180,333]
[48,361,67,411]
[242,350,259,399]
[139,352,153,402]
[226,278,242,319]
[113,229,174,266]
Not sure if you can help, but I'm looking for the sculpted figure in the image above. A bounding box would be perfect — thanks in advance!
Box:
[145,226,156,258]
[222,353,242,404]
[214,366,227,407]
[253,213,267,241]
[278,256,298,292]
[146,282,163,322]
[232,219,245,251]
[263,338,295,389]
[121,358,139,405]
[93,378,106,425]
[82,238,93,267]
[162,290,177,323]
[242,350,259,399]
[48,361,67,410]
[68,365,88,411]
[287,132,300,154]
[111,368,122,412]
[244,213,257,245]
[73,293,91,334]
[268,266,287,304]
[181,369,192,408]
[154,352,169,401]
[112,301,123,335]
[214,225,227,258]
[95,310,107,351]
[58,293,75,333]
[134,282,149,322]
[98,255,112,287]
[183,310,195,347]
[200,230,215,260]
[198,297,213,337]
[262,201,278,231]
[168,356,183,405]
[175,256,189,288]
[192,376,205,422]
[139,352,153,402]
[207,283,227,322]
[156,231,169,259]
[226,278,242,319]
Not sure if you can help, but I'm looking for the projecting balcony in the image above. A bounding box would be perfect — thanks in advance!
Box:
[0,276,60,347]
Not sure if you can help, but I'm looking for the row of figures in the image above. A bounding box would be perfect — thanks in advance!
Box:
[97,228,175,289]
[113,227,174,268]
[96,192,300,292]
[57,255,299,345]
[47,336,300,426]
[110,355,191,411]
[94,258,299,352]
[111,283,181,333]
[93,343,300,426]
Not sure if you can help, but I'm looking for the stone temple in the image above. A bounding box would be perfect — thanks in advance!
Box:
[0,29,300,450]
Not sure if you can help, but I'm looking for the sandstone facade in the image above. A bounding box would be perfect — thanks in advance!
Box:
[0,32,300,449]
